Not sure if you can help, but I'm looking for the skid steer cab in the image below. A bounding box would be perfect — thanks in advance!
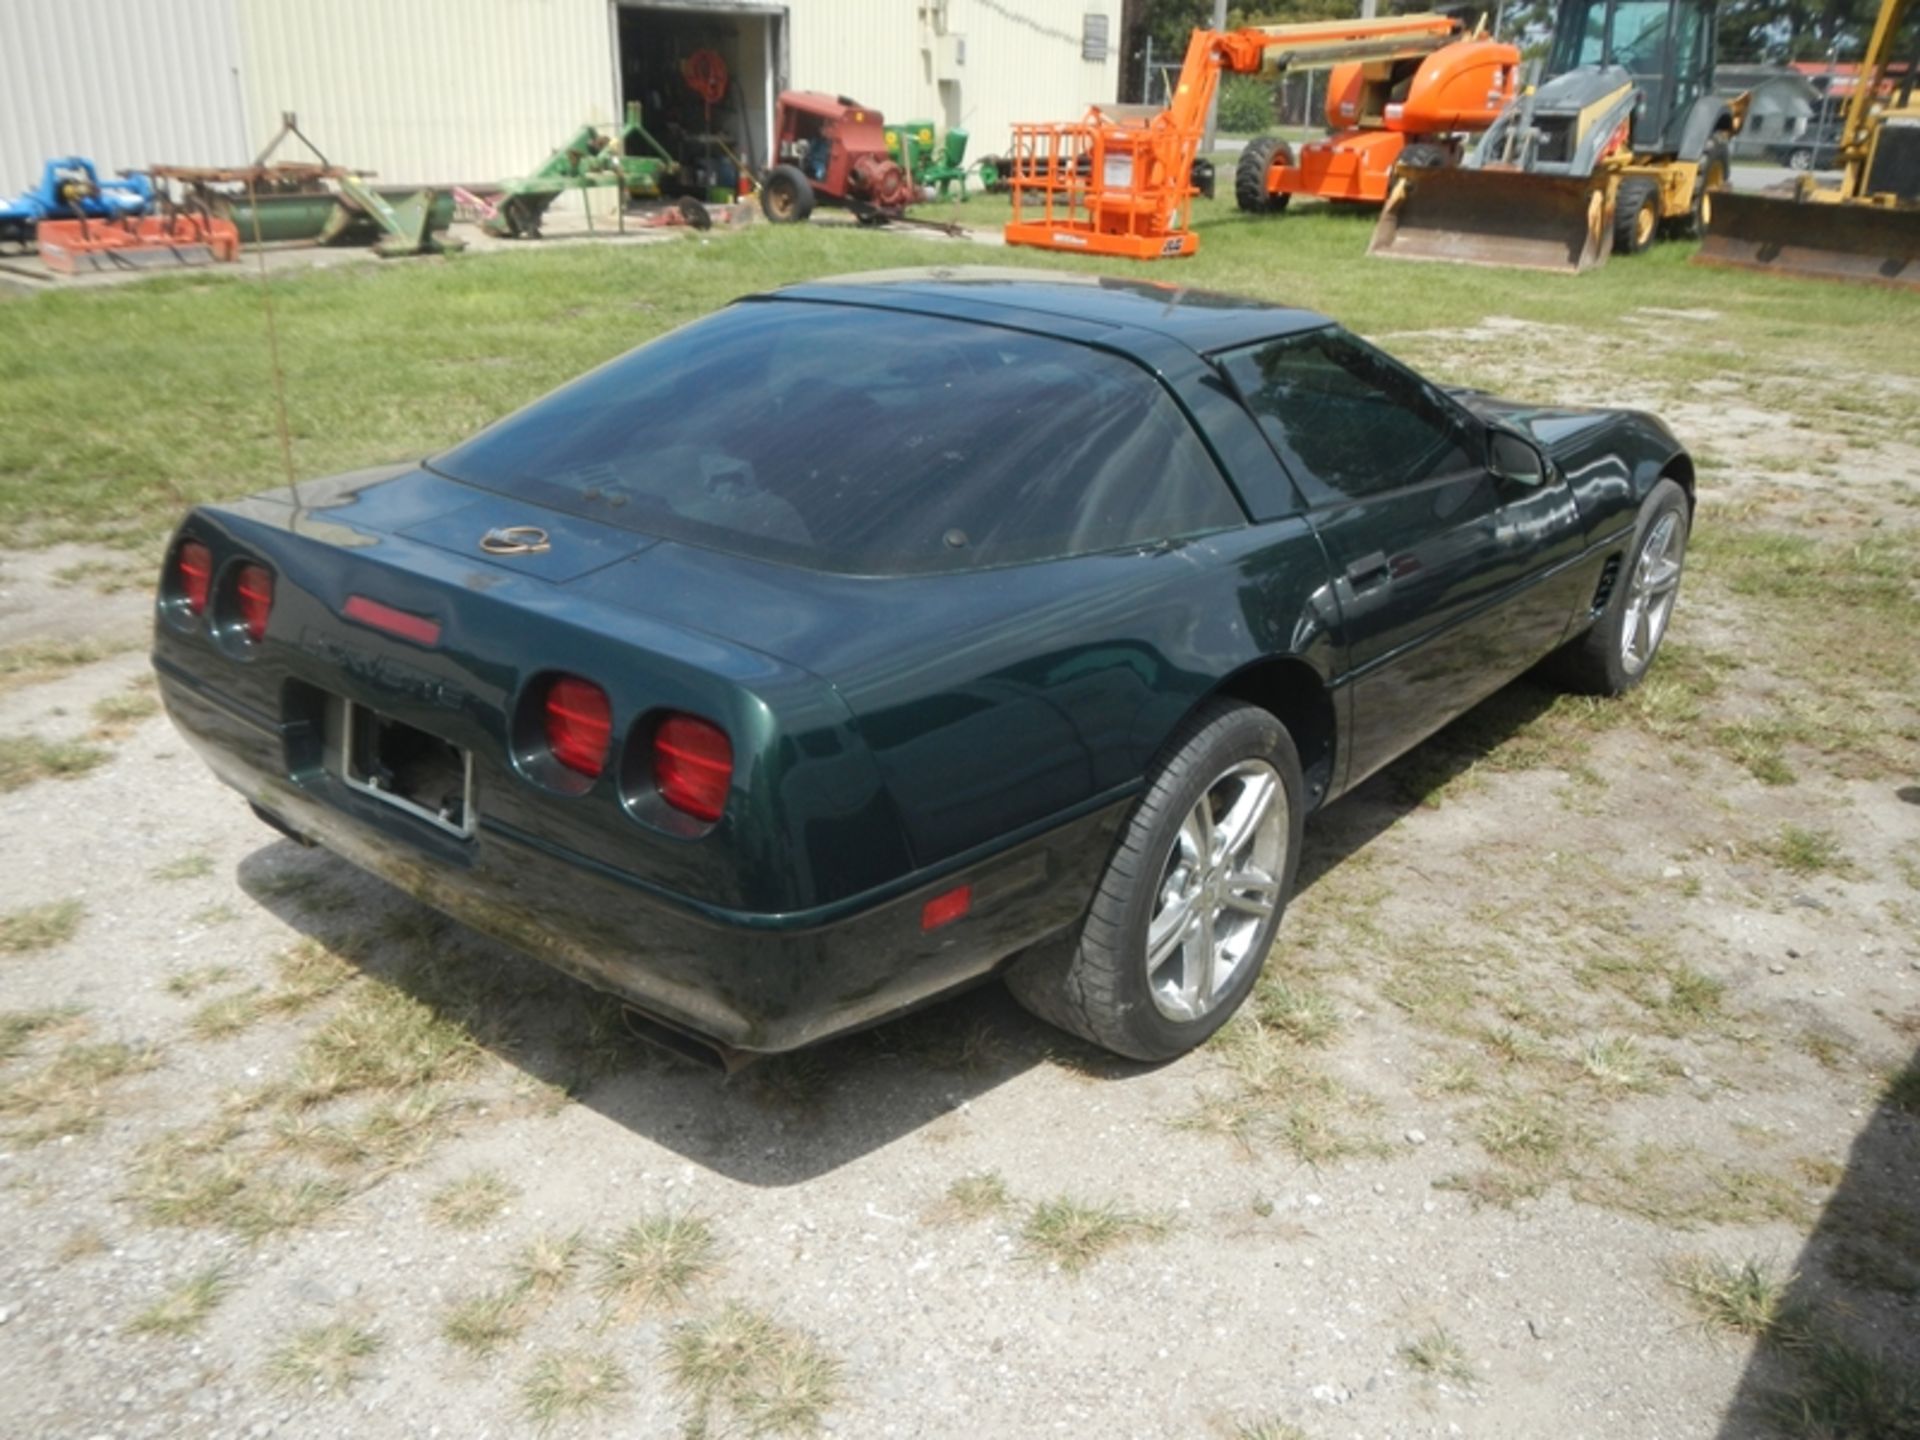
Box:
[761,91,921,225]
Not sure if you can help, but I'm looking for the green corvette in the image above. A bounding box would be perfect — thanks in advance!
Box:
[153,269,1693,1062]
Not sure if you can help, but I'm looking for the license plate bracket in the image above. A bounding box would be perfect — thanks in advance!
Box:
[339,701,475,839]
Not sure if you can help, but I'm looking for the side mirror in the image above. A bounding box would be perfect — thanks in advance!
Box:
[1488,428,1547,486]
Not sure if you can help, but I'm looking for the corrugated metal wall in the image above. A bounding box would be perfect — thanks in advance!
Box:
[2,0,1116,198]
[234,0,615,185]
[785,0,1118,155]
[0,0,249,195]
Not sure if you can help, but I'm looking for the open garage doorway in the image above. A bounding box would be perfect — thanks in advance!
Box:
[614,2,784,198]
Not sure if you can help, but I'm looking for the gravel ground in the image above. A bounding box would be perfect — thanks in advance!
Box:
[1,315,1915,1440]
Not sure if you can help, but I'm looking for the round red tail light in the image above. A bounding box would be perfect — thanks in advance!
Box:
[177,541,212,615]
[543,676,612,778]
[653,714,732,823]
[235,564,273,643]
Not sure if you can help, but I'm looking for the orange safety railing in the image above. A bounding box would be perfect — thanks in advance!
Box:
[1004,110,1203,260]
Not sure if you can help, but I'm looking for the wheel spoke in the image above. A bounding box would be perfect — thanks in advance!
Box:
[1213,771,1276,862]
[1146,895,1193,972]
[1222,867,1279,920]
[1189,905,1218,1010]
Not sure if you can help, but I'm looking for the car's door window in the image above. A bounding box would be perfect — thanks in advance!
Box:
[1216,329,1477,506]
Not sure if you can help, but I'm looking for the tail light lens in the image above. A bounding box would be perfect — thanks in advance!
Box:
[653,714,732,822]
[177,541,212,615]
[235,564,273,642]
[543,677,612,778]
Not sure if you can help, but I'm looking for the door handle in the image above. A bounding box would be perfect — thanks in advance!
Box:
[1344,551,1391,590]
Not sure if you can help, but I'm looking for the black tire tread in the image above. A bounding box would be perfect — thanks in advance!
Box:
[1006,699,1298,1060]
[1544,476,1689,696]
[1234,137,1293,215]
[1613,176,1660,255]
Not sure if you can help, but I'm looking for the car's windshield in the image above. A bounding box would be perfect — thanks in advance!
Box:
[431,300,1245,575]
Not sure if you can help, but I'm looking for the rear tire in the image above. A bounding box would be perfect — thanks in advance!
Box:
[1787,147,1814,172]
[1235,137,1294,215]
[1613,177,1660,255]
[1005,700,1304,1062]
[1544,478,1689,696]
[760,165,815,224]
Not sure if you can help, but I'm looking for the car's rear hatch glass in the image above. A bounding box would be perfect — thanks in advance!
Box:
[428,300,1243,576]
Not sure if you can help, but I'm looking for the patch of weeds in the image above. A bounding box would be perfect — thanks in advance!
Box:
[1796,1026,1852,1071]
[0,637,131,695]
[189,989,270,1040]
[1766,825,1852,878]
[519,1348,630,1434]
[427,1170,516,1230]
[1229,1422,1309,1440]
[1575,1143,1813,1228]
[0,1039,157,1143]
[0,1007,79,1063]
[1759,1327,1920,1440]
[1711,721,1796,786]
[189,903,241,929]
[0,898,84,954]
[0,735,108,792]
[509,1231,584,1298]
[931,1171,1011,1224]
[271,1089,457,1174]
[442,1287,528,1358]
[91,688,160,735]
[1664,1254,1798,1338]
[1252,977,1340,1046]
[1580,1035,1659,1093]
[128,1126,353,1240]
[1021,1196,1170,1275]
[593,1212,720,1316]
[165,964,236,998]
[127,1263,234,1337]
[1417,1056,1483,1097]
[1445,1094,1580,1207]
[150,852,214,882]
[288,981,478,1104]
[265,1321,382,1396]
[1882,1057,1920,1119]
[1401,1326,1475,1383]
[272,937,358,1008]
[666,1302,842,1439]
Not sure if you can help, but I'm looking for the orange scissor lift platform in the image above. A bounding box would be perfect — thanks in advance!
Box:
[1004,14,1464,261]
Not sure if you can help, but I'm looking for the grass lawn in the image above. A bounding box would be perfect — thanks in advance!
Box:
[2,178,1918,550]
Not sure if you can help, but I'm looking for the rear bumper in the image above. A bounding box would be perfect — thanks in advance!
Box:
[157,660,1128,1053]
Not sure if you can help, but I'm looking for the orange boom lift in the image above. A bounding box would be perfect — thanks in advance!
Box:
[1003,14,1508,260]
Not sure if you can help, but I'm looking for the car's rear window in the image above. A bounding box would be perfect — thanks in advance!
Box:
[431,300,1244,575]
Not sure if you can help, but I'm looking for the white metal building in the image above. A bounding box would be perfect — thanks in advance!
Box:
[1,0,1120,196]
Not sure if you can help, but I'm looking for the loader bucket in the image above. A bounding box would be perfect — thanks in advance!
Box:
[1369,167,1613,273]
[1694,189,1920,290]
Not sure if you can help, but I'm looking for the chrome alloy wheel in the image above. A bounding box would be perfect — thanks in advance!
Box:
[1145,759,1288,1022]
[1620,511,1685,675]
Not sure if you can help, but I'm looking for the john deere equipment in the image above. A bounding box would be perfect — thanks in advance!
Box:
[1371,0,1738,272]
[1697,0,1919,287]
[483,104,680,239]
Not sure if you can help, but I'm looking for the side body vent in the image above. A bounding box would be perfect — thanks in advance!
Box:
[1589,553,1623,616]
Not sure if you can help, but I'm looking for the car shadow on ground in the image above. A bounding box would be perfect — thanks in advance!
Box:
[1711,1043,1920,1437]
[233,674,1563,1186]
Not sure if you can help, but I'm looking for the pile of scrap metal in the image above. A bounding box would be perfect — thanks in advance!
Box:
[470,104,736,239]
[0,156,154,247]
[153,114,461,258]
